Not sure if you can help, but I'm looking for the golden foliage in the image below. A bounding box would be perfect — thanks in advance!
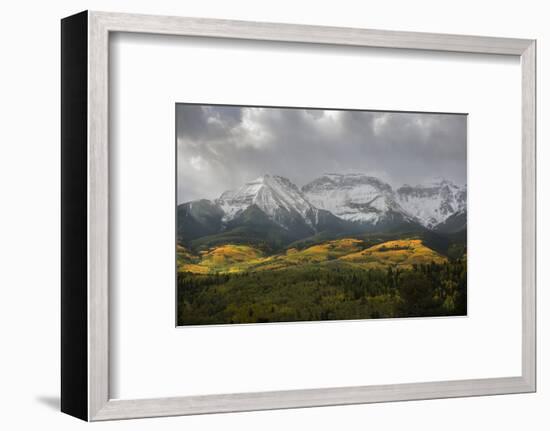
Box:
[340,239,446,269]
[177,238,447,274]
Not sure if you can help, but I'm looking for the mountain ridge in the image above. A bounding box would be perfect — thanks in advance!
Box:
[178,173,466,247]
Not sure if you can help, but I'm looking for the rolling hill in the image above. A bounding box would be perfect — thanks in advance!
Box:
[178,237,449,275]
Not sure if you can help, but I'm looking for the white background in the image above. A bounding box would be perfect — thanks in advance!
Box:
[111,33,522,399]
[0,0,547,429]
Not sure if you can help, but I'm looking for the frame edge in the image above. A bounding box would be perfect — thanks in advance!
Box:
[89,10,533,55]
[90,376,534,421]
[521,39,537,393]
[61,10,89,422]
[88,10,111,422]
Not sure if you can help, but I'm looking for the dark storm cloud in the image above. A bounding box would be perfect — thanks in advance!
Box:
[176,104,466,203]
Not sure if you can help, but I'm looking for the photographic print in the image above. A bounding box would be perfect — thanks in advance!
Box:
[176,104,467,326]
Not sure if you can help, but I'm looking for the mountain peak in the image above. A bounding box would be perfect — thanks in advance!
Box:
[397,179,466,228]
[250,173,275,183]
[410,178,464,190]
[246,174,299,191]
[302,173,403,224]
[305,173,392,194]
[217,174,317,229]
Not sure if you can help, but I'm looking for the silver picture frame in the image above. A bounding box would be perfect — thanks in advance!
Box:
[61,10,536,421]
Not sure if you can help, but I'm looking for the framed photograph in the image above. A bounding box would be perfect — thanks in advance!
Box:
[61,11,536,421]
[176,104,468,326]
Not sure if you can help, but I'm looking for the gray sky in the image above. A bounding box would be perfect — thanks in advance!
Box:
[177,104,466,203]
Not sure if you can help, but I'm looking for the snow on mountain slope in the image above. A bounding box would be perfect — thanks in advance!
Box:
[301,173,413,225]
[396,179,466,229]
[217,174,319,229]
[181,174,467,238]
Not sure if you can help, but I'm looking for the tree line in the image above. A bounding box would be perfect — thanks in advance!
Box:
[177,260,467,325]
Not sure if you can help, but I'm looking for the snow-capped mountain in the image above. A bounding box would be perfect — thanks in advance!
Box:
[302,173,415,226]
[396,179,466,229]
[302,173,466,230]
[177,173,467,246]
[217,175,318,227]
